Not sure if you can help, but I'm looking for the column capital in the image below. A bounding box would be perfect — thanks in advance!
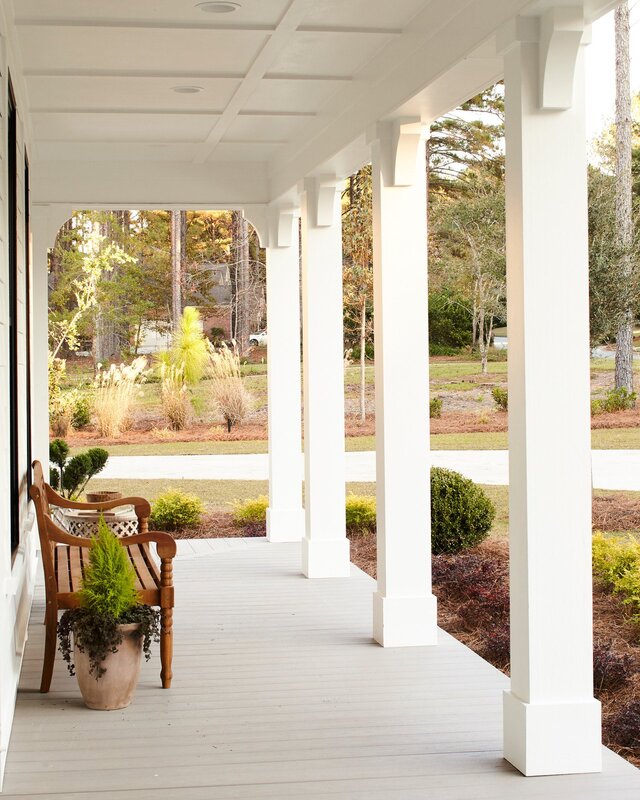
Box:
[299,175,341,227]
[498,7,591,111]
[367,117,428,188]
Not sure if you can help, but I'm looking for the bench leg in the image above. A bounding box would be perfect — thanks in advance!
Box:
[160,607,173,688]
[40,606,57,693]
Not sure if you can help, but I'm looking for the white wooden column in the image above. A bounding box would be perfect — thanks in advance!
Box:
[300,176,350,578]
[265,206,305,542]
[369,120,437,647]
[501,9,601,776]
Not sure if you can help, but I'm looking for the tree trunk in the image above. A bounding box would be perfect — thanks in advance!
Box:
[614,3,634,392]
[231,210,251,354]
[93,217,119,364]
[478,303,488,374]
[359,295,367,423]
[171,210,183,331]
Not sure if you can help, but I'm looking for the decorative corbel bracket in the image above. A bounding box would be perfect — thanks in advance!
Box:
[539,7,587,110]
[497,6,591,111]
[300,175,340,228]
[367,117,428,187]
[247,204,299,248]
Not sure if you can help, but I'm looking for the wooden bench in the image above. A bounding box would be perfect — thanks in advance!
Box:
[29,460,176,693]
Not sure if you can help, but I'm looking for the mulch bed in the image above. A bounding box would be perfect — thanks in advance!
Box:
[65,404,640,448]
[593,495,640,531]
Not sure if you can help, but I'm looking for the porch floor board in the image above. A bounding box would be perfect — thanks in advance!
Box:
[3,538,640,799]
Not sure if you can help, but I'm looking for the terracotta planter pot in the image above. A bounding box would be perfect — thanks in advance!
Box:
[85,490,122,504]
[74,623,142,710]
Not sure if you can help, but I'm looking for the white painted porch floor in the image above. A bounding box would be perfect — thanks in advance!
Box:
[3,537,640,799]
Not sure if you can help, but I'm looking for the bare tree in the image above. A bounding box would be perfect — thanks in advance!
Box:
[614,2,634,392]
[230,210,252,354]
[170,210,184,331]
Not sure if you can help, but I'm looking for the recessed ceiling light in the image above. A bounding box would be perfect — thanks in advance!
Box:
[172,85,204,94]
[195,2,241,13]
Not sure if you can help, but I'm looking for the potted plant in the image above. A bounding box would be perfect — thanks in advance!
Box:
[57,518,160,710]
[49,438,112,500]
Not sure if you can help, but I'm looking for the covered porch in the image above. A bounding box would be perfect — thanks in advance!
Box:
[4,539,640,799]
[0,0,637,791]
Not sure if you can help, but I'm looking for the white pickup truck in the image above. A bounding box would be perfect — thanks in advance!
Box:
[249,330,267,346]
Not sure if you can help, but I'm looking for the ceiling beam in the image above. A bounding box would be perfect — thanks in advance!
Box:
[15,18,402,36]
[194,0,318,163]
[24,68,352,82]
[30,108,317,117]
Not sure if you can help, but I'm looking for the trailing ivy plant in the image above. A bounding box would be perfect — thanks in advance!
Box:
[57,518,159,679]
[49,438,109,499]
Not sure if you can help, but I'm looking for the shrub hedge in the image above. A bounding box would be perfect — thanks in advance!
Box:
[430,467,495,554]
[151,489,204,530]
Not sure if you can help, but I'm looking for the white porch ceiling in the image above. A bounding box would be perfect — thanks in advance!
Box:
[6,0,620,208]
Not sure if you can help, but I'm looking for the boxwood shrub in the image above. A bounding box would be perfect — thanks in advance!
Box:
[430,467,495,553]
[345,495,376,534]
[151,489,204,530]
[232,495,268,525]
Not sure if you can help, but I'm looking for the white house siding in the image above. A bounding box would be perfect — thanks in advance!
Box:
[0,18,37,787]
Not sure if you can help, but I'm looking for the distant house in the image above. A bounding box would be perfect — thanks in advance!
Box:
[199,262,233,340]
[492,326,508,350]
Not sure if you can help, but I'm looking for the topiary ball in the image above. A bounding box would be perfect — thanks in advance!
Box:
[430,467,495,554]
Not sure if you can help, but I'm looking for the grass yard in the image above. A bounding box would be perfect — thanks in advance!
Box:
[86,477,376,512]
[85,477,640,545]
[73,426,640,457]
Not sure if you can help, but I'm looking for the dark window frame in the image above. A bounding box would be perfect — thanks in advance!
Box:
[8,77,19,553]
[24,152,31,494]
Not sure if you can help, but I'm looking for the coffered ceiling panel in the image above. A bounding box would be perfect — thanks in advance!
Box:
[266,30,398,78]
[25,76,241,112]
[15,0,292,28]
[18,26,268,75]
[32,112,218,142]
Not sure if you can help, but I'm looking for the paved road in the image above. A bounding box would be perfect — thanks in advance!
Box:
[100,450,640,491]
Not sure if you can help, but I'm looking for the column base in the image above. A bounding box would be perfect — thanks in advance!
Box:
[302,537,350,578]
[503,691,602,776]
[266,507,305,543]
[372,592,438,647]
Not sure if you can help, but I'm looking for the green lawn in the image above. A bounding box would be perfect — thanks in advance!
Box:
[85,477,640,544]
[86,478,376,511]
[75,426,640,458]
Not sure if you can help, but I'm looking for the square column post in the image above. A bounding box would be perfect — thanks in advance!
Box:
[501,9,601,776]
[265,207,305,542]
[369,120,437,647]
[300,176,350,578]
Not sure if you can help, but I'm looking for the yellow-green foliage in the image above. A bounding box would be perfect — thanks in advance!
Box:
[592,532,640,623]
[345,495,376,533]
[151,489,204,530]
[169,306,209,385]
[231,494,378,533]
[78,518,139,619]
[232,495,268,525]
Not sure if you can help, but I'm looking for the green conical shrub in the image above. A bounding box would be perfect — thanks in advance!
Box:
[78,518,139,619]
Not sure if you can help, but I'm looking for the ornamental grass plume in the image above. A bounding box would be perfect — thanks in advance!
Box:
[208,341,251,433]
[93,357,148,438]
[160,363,192,431]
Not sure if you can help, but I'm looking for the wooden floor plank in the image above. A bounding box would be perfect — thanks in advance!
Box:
[3,540,639,799]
